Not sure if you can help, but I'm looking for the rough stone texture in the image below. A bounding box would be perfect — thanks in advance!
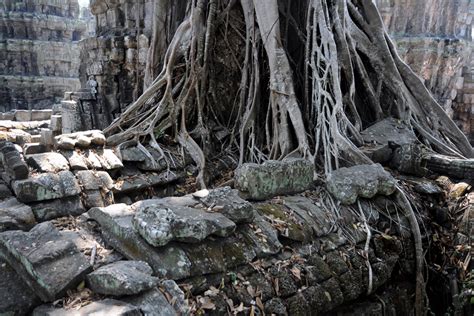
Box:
[0,140,29,180]
[0,222,92,302]
[0,258,40,315]
[75,170,114,191]
[33,299,141,316]
[376,0,474,143]
[88,204,193,280]
[132,203,236,247]
[12,170,81,203]
[26,152,70,172]
[326,164,397,205]
[0,1,92,111]
[235,159,314,200]
[0,197,36,232]
[86,260,159,296]
[361,118,418,146]
[30,196,85,221]
[124,288,177,316]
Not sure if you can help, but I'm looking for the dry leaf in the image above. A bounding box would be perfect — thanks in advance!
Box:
[290,267,301,280]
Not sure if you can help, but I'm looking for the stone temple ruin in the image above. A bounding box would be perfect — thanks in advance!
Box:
[0,0,472,315]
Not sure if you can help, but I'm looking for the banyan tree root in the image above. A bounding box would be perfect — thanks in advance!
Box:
[104,2,473,312]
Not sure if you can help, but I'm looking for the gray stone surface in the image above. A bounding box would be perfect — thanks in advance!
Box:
[361,118,417,146]
[33,299,141,316]
[0,197,36,232]
[98,149,123,170]
[124,288,177,316]
[89,204,192,279]
[12,171,81,203]
[0,140,29,180]
[132,203,236,247]
[26,152,70,172]
[0,222,92,302]
[113,171,184,194]
[199,186,255,223]
[0,258,40,315]
[24,143,48,155]
[30,196,85,221]
[326,164,397,205]
[235,159,314,200]
[61,150,88,170]
[86,260,159,296]
[120,147,146,162]
[160,280,189,315]
[75,170,114,191]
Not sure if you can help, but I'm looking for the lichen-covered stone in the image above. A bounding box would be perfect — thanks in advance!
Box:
[326,164,396,205]
[75,170,114,191]
[0,222,92,302]
[199,186,255,223]
[132,203,236,247]
[235,159,314,200]
[88,204,192,279]
[124,287,178,316]
[0,197,36,232]
[86,261,159,296]
[12,171,81,203]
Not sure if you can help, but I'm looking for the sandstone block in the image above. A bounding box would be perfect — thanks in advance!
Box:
[75,170,114,191]
[61,150,88,170]
[326,164,396,205]
[198,187,255,223]
[132,203,236,247]
[89,204,192,279]
[30,196,85,221]
[124,288,179,316]
[0,222,92,302]
[12,171,81,203]
[50,115,62,132]
[235,159,314,200]
[0,197,36,232]
[31,110,52,121]
[26,152,70,172]
[14,110,31,122]
[86,261,159,296]
[24,143,47,155]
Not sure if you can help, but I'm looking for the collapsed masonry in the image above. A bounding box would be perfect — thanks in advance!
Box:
[0,113,471,315]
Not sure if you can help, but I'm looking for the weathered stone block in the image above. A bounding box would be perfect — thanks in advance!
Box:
[199,187,255,223]
[14,110,31,122]
[26,152,70,172]
[0,258,40,315]
[124,288,178,316]
[12,171,81,203]
[89,204,192,279]
[75,170,114,191]
[31,110,52,121]
[133,203,236,247]
[326,164,397,205]
[235,159,314,200]
[86,261,159,296]
[0,197,36,232]
[30,196,85,221]
[24,143,48,155]
[33,299,141,316]
[50,115,62,132]
[361,118,417,146]
[61,150,88,170]
[0,222,92,302]
[120,146,146,162]
[0,141,29,180]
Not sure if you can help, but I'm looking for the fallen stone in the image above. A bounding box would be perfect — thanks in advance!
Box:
[132,203,236,247]
[326,164,397,205]
[0,141,29,180]
[33,299,141,316]
[30,196,85,221]
[361,118,418,146]
[31,110,52,121]
[40,129,54,148]
[75,170,114,191]
[119,146,146,162]
[113,171,184,194]
[235,159,314,200]
[0,222,92,302]
[55,136,76,150]
[124,288,177,316]
[0,197,36,232]
[24,143,47,155]
[26,152,70,172]
[83,190,110,209]
[0,258,40,315]
[76,135,92,148]
[91,131,106,146]
[89,204,192,279]
[0,182,12,199]
[12,171,81,203]
[84,150,103,169]
[199,186,255,223]
[61,150,88,170]
[98,149,123,170]
[86,260,159,296]
[160,280,190,314]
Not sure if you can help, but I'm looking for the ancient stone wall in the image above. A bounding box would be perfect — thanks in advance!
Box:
[0,0,91,111]
[376,0,474,143]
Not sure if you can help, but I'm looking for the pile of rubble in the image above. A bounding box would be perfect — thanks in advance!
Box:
[0,119,471,315]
